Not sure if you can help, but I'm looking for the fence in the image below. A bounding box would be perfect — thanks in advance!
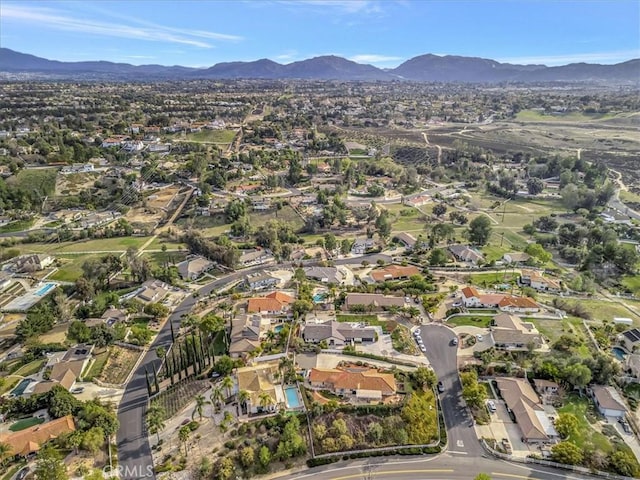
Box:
[480,439,634,480]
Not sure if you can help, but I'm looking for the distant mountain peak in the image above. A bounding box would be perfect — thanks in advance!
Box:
[0,47,637,84]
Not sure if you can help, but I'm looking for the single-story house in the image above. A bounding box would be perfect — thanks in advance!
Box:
[304,266,344,284]
[449,245,484,265]
[136,280,169,303]
[246,292,294,314]
[393,232,417,249]
[176,256,214,281]
[519,270,561,293]
[308,367,396,401]
[344,293,405,311]
[0,415,75,457]
[239,249,273,267]
[620,328,640,352]
[590,385,627,418]
[302,320,377,347]
[503,252,531,264]
[245,272,279,291]
[351,238,376,255]
[495,377,558,444]
[491,313,544,351]
[236,362,284,414]
[460,287,539,313]
[370,265,420,282]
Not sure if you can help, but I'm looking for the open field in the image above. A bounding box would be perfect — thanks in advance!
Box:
[37,323,68,344]
[515,110,617,123]
[97,345,143,385]
[17,236,152,254]
[181,129,237,144]
[55,172,100,196]
[250,205,304,230]
[84,350,110,380]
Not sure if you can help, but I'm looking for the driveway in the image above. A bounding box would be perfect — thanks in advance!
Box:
[609,417,640,461]
[420,324,483,456]
[475,398,531,458]
[452,326,494,355]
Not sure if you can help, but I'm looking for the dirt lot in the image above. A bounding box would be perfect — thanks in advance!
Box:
[125,186,182,230]
[38,323,68,344]
[55,172,101,196]
[97,345,143,386]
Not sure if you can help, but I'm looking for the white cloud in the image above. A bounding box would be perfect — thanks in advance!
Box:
[349,54,404,65]
[498,50,640,66]
[278,0,382,15]
[274,50,299,62]
[1,4,242,49]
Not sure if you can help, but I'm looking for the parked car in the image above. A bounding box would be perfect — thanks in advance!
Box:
[70,387,84,394]
[476,334,483,342]
[437,381,445,393]
[419,345,426,353]
[451,338,458,346]
[487,400,497,412]
[501,438,512,454]
[16,467,30,480]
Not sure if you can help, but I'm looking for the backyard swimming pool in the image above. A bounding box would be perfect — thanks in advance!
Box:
[35,282,56,296]
[10,378,32,397]
[313,293,325,303]
[612,346,628,361]
[285,386,302,409]
[274,324,284,333]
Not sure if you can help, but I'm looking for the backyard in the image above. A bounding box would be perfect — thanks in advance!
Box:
[446,315,492,328]
[9,416,44,432]
[83,350,110,380]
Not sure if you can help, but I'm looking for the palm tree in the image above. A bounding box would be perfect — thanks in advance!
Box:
[0,441,12,467]
[192,394,211,421]
[210,386,225,412]
[146,403,166,444]
[238,390,250,415]
[221,375,234,400]
[258,392,275,411]
[178,425,190,455]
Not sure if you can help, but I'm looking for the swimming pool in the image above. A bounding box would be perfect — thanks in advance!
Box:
[285,386,302,409]
[10,378,32,397]
[35,282,56,297]
[274,325,284,333]
[313,293,325,303]
[612,346,628,361]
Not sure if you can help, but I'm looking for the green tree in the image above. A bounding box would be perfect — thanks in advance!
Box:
[239,446,255,469]
[146,402,166,443]
[551,441,583,465]
[526,177,545,195]
[67,320,91,344]
[401,391,438,444]
[192,394,210,421]
[608,449,640,477]
[258,445,271,471]
[563,363,592,394]
[525,243,553,264]
[467,215,493,246]
[432,203,447,217]
[554,413,579,439]
[411,366,437,390]
[33,446,69,480]
[225,199,247,222]
[217,457,235,480]
[80,426,105,455]
[221,375,235,400]
[178,425,191,455]
[0,441,11,467]
[332,418,348,436]
[429,248,448,266]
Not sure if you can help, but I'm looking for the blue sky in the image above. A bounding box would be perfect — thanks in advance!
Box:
[1,1,639,68]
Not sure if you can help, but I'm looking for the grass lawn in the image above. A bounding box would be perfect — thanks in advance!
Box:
[526,317,591,354]
[446,315,492,328]
[50,253,102,282]
[620,190,640,204]
[83,350,110,380]
[9,416,44,432]
[466,271,519,287]
[13,358,45,377]
[0,376,20,395]
[492,228,528,251]
[482,244,511,263]
[0,219,35,233]
[18,236,152,254]
[336,314,379,324]
[570,299,640,324]
[182,129,237,144]
[622,275,640,296]
[249,205,304,231]
[558,394,614,452]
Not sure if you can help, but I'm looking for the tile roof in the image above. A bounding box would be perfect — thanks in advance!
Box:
[495,378,549,441]
[0,415,75,456]
[309,368,396,394]
[237,362,279,407]
[265,292,294,304]
[498,296,539,309]
[344,293,405,308]
[247,297,285,313]
[370,265,420,282]
[461,286,480,298]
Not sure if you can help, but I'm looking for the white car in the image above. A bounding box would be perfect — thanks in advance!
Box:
[476,334,483,342]
[487,400,497,412]
[419,345,427,352]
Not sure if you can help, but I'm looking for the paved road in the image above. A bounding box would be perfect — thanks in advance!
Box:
[419,324,483,457]
[277,453,592,480]
[116,253,390,478]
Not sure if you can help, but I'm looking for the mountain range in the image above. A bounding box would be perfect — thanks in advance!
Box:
[1,48,638,84]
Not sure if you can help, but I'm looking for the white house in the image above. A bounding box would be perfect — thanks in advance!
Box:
[590,385,627,418]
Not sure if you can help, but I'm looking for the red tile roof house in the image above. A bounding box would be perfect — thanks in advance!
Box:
[308,367,397,402]
[370,265,420,282]
[0,415,75,457]
[460,286,540,313]
[246,292,294,315]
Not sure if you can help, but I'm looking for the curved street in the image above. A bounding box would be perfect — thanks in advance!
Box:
[116,254,391,478]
